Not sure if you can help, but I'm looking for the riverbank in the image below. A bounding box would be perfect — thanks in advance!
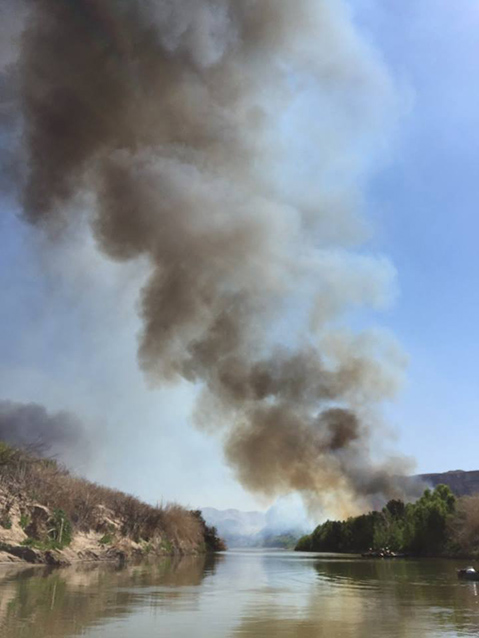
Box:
[295,485,479,559]
[0,443,225,566]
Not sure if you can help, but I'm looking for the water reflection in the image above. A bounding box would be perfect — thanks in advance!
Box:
[0,552,478,638]
[0,554,221,638]
[231,554,479,638]
[315,557,479,632]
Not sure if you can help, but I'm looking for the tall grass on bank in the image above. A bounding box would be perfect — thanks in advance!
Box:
[0,442,203,546]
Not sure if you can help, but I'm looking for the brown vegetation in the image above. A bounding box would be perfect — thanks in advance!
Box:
[0,443,224,562]
[449,496,479,556]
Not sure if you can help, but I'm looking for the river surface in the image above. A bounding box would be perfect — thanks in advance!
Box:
[1,550,479,637]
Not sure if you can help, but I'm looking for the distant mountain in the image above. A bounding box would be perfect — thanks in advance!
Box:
[201,508,266,540]
[201,507,304,548]
[418,470,479,497]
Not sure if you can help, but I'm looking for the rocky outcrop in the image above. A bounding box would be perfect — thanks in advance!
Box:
[418,470,479,497]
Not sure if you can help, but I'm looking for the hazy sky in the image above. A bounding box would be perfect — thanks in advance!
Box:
[1,0,478,512]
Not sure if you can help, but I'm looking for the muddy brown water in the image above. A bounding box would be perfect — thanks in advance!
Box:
[1,550,478,637]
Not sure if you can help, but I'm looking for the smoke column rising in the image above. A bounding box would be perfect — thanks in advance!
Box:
[5,0,410,515]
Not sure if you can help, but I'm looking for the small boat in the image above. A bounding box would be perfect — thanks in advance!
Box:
[457,567,479,581]
[361,549,406,559]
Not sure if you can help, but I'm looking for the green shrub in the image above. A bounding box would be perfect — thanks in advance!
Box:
[48,509,72,549]
[160,539,173,553]
[99,534,113,545]
[0,515,12,530]
[21,537,61,551]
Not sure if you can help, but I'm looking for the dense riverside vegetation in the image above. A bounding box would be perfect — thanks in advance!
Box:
[0,442,225,561]
[296,485,479,557]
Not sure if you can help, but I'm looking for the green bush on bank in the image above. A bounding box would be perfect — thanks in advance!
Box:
[295,485,458,555]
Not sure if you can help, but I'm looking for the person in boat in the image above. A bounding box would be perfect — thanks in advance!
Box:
[458,566,477,579]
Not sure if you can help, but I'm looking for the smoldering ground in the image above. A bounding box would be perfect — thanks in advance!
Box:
[2,0,412,515]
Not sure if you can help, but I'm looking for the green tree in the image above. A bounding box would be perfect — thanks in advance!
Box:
[296,486,457,555]
[404,485,456,554]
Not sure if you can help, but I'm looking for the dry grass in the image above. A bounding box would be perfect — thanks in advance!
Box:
[162,504,204,545]
[449,496,479,555]
[0,443,203,545]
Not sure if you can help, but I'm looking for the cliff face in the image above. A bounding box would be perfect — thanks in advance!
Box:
[418,470,479,497]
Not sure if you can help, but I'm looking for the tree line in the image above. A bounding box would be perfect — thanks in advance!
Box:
[296,485,479,556]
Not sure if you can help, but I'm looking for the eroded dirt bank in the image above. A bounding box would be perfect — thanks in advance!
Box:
[0,446,224,566]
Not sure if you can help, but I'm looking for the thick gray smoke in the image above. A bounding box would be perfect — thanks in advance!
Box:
[5,0,411,515]
[0,400,89,466]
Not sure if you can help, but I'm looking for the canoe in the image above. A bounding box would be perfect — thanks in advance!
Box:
[457,568,479,581]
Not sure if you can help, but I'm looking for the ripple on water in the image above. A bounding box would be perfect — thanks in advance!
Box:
[1,552,479,638]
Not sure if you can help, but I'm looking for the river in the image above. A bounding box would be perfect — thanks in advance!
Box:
[0,550,478,637]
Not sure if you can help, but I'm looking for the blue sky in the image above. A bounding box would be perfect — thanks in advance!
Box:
[353,0,479,472]
[1,1,478,511]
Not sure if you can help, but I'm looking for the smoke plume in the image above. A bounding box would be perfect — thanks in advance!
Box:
[0,400,89,466]
[5,0,410,514]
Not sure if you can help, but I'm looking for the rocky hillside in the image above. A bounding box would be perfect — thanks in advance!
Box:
[418,470,479,497]
[0,443,225,565]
